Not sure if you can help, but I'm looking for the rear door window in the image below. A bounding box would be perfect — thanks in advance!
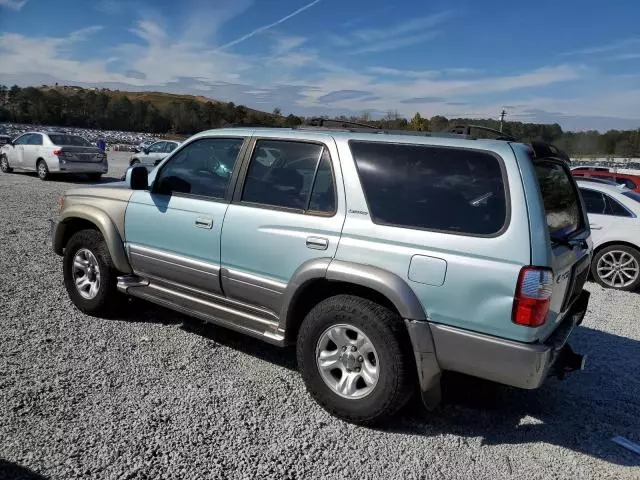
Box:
[579,188,606,214]
[349,141,508,236]
[534,161,583,238]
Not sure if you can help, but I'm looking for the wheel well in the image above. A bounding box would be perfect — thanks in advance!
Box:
[60,218,99,250]
[285,279,400,343]
[594,241,640,257]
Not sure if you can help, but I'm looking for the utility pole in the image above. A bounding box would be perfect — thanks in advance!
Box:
[499,109,507,132]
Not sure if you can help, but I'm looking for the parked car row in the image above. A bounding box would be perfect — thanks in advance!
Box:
[50,123,593,424]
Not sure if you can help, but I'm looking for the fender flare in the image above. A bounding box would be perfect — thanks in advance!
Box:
[53,205,132,274]
[279,258,427,333]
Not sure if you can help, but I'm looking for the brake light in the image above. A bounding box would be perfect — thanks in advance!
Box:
[53,149,64,157]
[512,267,553,327]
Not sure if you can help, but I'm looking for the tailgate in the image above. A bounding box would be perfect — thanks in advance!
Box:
[533,159,591,336]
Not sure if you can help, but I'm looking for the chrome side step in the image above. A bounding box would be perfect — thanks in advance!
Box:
[116,275,286,346]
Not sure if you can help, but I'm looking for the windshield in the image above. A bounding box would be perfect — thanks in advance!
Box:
[535,160,583,239]
[48,134,92,146]
[622,190,640,204]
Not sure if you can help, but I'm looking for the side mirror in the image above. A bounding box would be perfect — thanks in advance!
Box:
[142,148,149,155]
[129,165,149,190]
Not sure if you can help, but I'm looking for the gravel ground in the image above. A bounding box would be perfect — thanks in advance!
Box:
[1,153,639,480]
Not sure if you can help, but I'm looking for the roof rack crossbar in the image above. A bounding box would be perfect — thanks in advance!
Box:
[448,124,517,142]
[306,117,379,129]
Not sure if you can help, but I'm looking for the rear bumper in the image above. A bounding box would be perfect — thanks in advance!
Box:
[53,162,108,173]
[407,290,590,392]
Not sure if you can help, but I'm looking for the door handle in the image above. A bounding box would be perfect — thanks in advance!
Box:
[306,236,329,250]
[194,217,213,229]
[589,224,603,230]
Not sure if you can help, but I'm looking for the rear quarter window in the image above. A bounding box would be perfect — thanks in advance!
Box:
[349,141,508,236]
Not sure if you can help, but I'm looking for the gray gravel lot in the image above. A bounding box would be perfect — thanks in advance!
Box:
[1,152,639,480]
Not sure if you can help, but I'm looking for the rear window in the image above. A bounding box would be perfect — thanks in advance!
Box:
[535,161,582,238]
[622,190,640,203]
[349,141,508,236]
[48,134,92,146]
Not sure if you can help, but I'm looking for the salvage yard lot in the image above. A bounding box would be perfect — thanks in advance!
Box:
[1,153,638,480]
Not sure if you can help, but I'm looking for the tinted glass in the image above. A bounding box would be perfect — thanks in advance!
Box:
[579,188,606,214]
[28,134,43,145]
[535,161,582,238]
[148,142,166,153]
[165,142,178,153]
[349,141,507,235]
[622,190,640,204]
[13,135,30,145]
[48,134,91,146]
[606,195,631,217]
[308,149,336,213]
[155,138,243,199]
[616,177,637,189]
[242,140,335,213]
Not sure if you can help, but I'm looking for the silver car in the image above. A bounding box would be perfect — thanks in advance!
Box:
[129,140,181,167]
[0,131,108,181]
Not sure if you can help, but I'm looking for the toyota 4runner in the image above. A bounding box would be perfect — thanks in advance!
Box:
[52,122,592,425]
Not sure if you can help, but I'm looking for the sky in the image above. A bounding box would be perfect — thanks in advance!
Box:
[0,0,639,131]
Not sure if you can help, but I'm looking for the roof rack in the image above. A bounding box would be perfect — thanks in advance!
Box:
[306,117,378,129]
[448,124,516,142]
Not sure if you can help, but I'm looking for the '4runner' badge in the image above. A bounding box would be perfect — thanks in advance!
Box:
[348,209,368,216]
[556,271,571,283]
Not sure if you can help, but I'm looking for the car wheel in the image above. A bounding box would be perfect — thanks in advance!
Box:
[87,173,102,182]
[0,155,12,173]
[296,294,413,425]
[37,159,50,180]
[591,245,640,291]
[63,229,121,316]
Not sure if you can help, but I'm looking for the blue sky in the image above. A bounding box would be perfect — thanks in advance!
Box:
[1,0,639,131]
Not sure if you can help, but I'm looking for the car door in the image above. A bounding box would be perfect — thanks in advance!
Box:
[124,136,248,297]
[23,133,43,170]
[579,187,635,245]
[146,141,167,164]
[219,137,344,316]
[8,133,29,168]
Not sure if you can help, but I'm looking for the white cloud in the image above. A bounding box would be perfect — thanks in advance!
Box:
[561,37,640,56]
[0,0,27,10]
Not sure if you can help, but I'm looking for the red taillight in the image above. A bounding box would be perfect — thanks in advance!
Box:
[53,149,62,156]
[512,266,553,327]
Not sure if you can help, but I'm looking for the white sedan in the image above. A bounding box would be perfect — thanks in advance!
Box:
[129,140,181,167]
[0,131,108,181]
[576,180,640,290]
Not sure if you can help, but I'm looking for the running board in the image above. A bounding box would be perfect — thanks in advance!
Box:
[116,275,286,346]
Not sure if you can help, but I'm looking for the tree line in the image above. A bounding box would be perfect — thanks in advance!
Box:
[0,84,638,157]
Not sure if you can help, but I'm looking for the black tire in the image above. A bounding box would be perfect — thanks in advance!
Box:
[296,295,413,425]
[87,173,102,182]
[591,244,640,291]
[0,155,12,173]
[63,229,120,316]
[37,159,50,180]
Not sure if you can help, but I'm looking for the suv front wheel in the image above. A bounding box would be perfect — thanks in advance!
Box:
[296,295,413,425]
[63,229,120,316]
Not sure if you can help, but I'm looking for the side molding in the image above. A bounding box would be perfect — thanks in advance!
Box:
[53,205,132,274]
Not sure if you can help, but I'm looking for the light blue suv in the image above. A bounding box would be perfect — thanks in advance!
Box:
[52,123,593,424]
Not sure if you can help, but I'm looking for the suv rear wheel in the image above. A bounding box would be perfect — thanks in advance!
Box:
[0,155,12,173]
[591,244,640,291]
[296,294,413,425]
[63,229,120,315]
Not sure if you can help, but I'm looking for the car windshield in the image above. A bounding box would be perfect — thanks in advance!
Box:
[48,134,92,146]
[622,190,640,204]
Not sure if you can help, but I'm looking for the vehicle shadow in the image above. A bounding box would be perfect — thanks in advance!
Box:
[114,300,639,466]
[6,171,122,184]
[0,460,48,480]
[386,325,640,467]
[115,298,298,371]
